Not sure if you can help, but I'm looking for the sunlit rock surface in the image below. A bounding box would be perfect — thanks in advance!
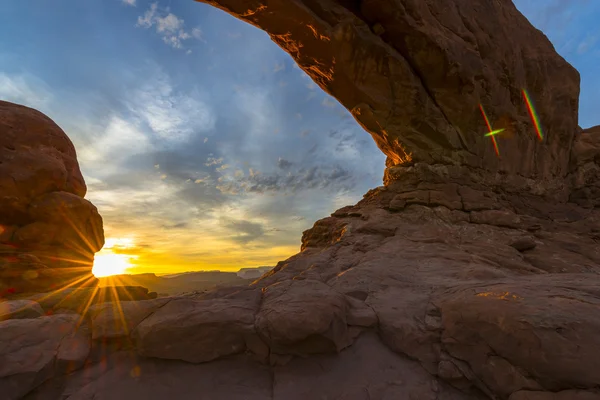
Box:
[1,0,600,399]
[0,101,104,295]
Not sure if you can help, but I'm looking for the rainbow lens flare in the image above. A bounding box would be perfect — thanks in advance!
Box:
[479,104,500,157]
[522,89,544,141]
[484,128,505,137]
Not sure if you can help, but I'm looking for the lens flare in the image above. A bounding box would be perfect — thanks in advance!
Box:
[479,104,500,157]
[484,128,505,137]
[522,89,544,141]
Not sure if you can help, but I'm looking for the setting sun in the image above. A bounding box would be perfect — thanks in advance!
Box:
[92,237,138,277]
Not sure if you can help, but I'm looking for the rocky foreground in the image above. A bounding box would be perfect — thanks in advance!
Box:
[1,0,600,399]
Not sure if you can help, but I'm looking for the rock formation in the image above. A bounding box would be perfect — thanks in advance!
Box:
[0,101,104,295]
[1,0,600,399]
[201,0,581,187]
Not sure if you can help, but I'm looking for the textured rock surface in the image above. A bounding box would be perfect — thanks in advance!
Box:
[0,314,90,400]
[133,291,262,363]
[0,101,104,295]
[569,125,600,208]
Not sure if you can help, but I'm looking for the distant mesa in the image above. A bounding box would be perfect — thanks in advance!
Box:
[237,266,273,280]
[96,267,274,296]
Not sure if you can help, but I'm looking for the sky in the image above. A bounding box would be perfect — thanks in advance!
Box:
[0,0,598,276]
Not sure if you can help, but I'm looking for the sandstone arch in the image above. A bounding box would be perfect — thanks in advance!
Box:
[197,0,580,184]
[2,1,600,399]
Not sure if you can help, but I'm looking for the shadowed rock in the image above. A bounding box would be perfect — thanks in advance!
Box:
[0,101,104,295]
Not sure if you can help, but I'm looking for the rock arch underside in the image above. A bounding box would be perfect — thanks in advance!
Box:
[1,0,600,399]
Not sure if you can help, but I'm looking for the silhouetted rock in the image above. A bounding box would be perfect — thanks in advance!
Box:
[0,101,104,295]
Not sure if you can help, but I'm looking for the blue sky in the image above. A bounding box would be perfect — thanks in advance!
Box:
[0,0,598,274]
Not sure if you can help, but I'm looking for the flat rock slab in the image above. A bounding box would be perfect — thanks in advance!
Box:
[0,299,44,320]
[90,298,171,340]
[437,277,600,396]
[509,390,600,400]
[274,332,483,400]
[0,314,90,400]
[26,351,272,400]
[133,292,261,363]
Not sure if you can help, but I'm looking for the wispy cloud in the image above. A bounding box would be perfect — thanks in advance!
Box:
[321,97,338,108]
[577,34,598,54]
[126,67,215,143]
[215,164,355,195]
[122,0,136,6]
[136,2,203,49]
[0,72,53,110]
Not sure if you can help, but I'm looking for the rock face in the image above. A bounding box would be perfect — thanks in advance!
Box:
[2,0,600,399]
[0,101,104,295]
[569,125,600,208]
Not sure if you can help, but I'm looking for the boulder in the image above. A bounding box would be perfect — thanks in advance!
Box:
[90,298,171,340]
[438,277,600,396]
[0,314,90,400]
[255,279,351,355]
[0,299,44,321]
[0,101,104,294]
[133,291,261,363]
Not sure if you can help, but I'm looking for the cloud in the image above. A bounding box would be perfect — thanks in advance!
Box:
[322,97,338,108]
[205,157,223,166]
[577,34,598,54]
[273,62,285,72]
[0,0,391,274]
[162,222,189,230]
[126,68,215,143]
[222,219,266,244]
[77,116,153,172]
[191,28,203,40]
[0,72,53,110]
[122,0,136,6]
[277,157,293,170]
[216,164,355,195]
[136,3,203,49]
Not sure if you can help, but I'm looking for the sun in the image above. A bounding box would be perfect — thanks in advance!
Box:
[92,253,133,277]
[92,237,138,277]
